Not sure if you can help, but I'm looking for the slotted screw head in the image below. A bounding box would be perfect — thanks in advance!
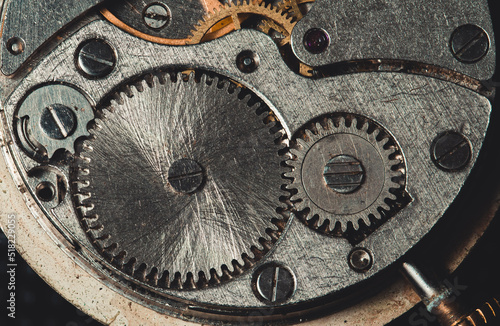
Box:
[450,24,489,63]
[75,39,116,79]
[323,155,365,194]
[253,263,296,305]
[40,104,77,140]
[431,131,472,172]
[143,3,171,30]
[168,159,204,194]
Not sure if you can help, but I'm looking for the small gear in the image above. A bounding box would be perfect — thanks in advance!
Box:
[285,114,406,233]
[73,71,288,289]
[188,0,296,45]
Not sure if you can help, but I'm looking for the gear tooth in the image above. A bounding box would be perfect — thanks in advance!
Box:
[315,122,323,132]
[351,118,359,128]
[326,118,335,130]
[304,129,315,140]
[360,120,370,132]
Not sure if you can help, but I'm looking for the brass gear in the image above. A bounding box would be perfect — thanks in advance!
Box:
[188,0,296,45]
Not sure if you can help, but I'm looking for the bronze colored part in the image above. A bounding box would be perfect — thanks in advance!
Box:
[189,1,295,45]
[454,298,500,326]
[100,8,191,45]
[429,297,500,326]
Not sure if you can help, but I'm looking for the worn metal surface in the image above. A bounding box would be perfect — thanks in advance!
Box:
[290,0,496,80]
[74,73,286,286]
[0,20,493,320]
[287,115,404,231]
[105,0,205,40]
[17,84,94,157]
[0,0,104,75]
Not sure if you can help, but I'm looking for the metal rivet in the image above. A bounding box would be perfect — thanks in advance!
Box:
[323,155,365,194]
[36,181,56,202]
[431,131,472,172]
[348,248,373,272]
[168,159,204,194]
[253,263,296,305]
[40,104,77,140]
[236,50,260,73]
[75,39,116,79]
[450,24,489,63]
[303,28,330,54]
[143,3,171,30]
[6,37,25,55]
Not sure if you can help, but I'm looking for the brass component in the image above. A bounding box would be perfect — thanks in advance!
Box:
[100,0,224,45]
[188,0,296,44]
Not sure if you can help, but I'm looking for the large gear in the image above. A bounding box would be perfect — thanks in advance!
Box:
[188,0,296,45]
[72,71,288,289]
[285,114,406,233]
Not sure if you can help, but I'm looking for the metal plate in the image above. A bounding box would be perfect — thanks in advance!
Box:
[0,20,492,317]
[290,0,496,80]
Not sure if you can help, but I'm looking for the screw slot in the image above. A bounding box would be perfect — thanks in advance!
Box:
[236,50,260,73]
[450,24,489,63]
[430,131,472,172]
[168,159,204,194]
[143,3,171,30]
[252,263,296,305]
[75,39,117,79]
[36,182,56,202]
[40,104,77,140]
[323,155,365,194]
[6,37,25,55]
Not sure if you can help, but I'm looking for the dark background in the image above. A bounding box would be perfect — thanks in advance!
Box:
[1,1,500,326]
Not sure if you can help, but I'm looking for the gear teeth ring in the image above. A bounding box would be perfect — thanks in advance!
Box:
[285,114,407,234]
[188,0,296,45]
[72,70,289,290]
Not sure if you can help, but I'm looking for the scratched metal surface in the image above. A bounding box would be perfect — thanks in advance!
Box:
[106,0,207,39]
[0,0,104,75]
[291,0,496,80]
[75,74,286,283]
[0,20,492,316]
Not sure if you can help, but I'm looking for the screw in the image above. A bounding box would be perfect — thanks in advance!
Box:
[303,28,330,54]
[143,3,171,30]
[76,39,116,79]
[6,37,25,55]
[348,248,373,273]
[40,104,77,140]
[168,159,204,194]
[323,155,365,194]
[450,24,489,63]
[431,131,472,172]
[236,50,260,73]
[36,181,56,202]
[253,263,296,304]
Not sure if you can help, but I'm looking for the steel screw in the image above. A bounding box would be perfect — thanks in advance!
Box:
[303,28,330,54]
[323,155,365,194]
[236,50,260,73]
[168,159,204,194]
[143,3,171,30]
[76,39,116,79]
[450,24,489,63]
[431,131,472,172]
[40,104,77,140]
[348,248,373,272]
[253,263,296,304]
[6,37,25,55]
